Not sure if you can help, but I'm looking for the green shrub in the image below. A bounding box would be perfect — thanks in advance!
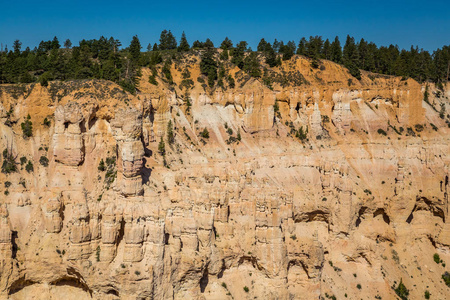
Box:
[43,117,51,127]
[442,271,450,287]
[98,159,106,171]
[167,120,174,145]
[424,290,430,299]
[20,156,27,165]
[433,253,440,264]
[377,128,387,136]
[21,115,33,138]
[25,161,34,173]
[200,128,209,139]
[394,279,409,300]
[105,157,116,166]
[1,148,17,174]
[158,137,166,155]
[39,156,49,167]
[356,284,361,289]
[221,282,227,289]
[414,124,424,132]
[4,181,11,188]
[273,101,279,113]
[243,286,249,293]
[39,72,50,87]
[364,189,372,195]
[149,75,158,85]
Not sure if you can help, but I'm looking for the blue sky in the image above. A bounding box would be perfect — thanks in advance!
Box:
[1,0,449,51]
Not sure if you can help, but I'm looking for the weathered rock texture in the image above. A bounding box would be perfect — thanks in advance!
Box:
[0,56,449,299]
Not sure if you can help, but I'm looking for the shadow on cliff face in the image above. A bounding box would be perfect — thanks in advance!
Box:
[200,268,209,293]
[8,278,37,296]
[11,230,18,259]
[141,157,152,185]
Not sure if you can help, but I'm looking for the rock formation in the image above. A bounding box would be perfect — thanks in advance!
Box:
[0,56,449,299]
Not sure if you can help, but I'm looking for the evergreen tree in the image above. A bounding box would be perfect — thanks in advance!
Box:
[330,36,342,64]
[273,39,281,52]
[343,35,361,79]
[280,43,294,61]
[243,52,261,77]
[167,120,174,144]
[306,36,323,59]
[200,47,218,87]
[257,38,268,52]
[13,40,22,55]
[322,39,331,60]
[51,36,60,50]
[159,30,177,50]
[220,37,233,50]
[231,41,247,69]
[204,38,214,49]
[297,37,307,55]
[177,31,190,52]
[129,35,141,63]
[64,39,72,49]
[264,43,279,67]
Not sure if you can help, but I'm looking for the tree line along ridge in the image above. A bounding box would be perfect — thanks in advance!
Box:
[0,30,449,94]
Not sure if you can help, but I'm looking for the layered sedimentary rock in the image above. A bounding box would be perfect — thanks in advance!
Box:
[0,56,449,299]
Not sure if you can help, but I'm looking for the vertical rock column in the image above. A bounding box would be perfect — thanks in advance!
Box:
[123,204,145,262]
[53,102,85,166]
[0,205,12,259]
[110,108,144,197]
[100,204,121,262]
[0,204,12,295]
[68,204,92,260]
[43,194,63,233]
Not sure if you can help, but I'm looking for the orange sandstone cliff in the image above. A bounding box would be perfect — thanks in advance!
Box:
[0,55,449,299]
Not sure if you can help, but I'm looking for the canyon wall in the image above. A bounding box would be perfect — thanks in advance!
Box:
[0,56,449,299]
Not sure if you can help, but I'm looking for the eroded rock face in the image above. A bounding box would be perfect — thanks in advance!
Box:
[0,59,449,300]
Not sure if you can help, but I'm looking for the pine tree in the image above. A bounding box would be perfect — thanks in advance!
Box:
[297,38,307,55]
[264,43,278,67]
[343,35,361,79]
[273,39,281,52]
[200,47,218,87]
[129,35,141,63]
[204,38,214,49]
[322,39,331,60]
[177,31,190,52]
[220,37,233,50]
[231,41,247,69]
[167,120,174,144]
[159,30,177,50]
[64,39,72,49]
[243,52,261,77]
[257,38,268,52]
[13,40,22,55]
[330,36,342,64]
[51,36,60,50]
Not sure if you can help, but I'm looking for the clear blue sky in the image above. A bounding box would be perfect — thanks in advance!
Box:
[0,0,449,52]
